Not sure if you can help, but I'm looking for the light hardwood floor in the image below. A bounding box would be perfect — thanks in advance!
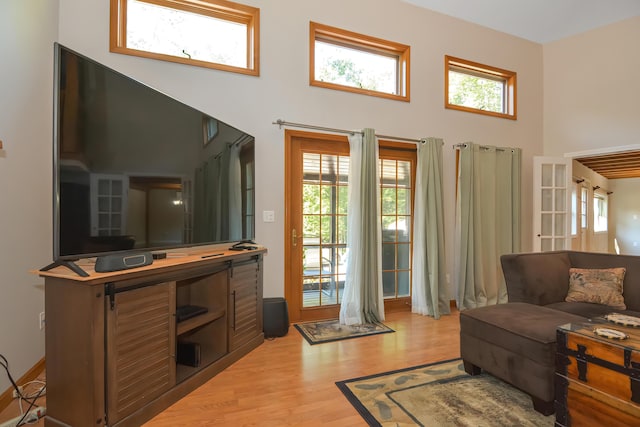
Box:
[0,309,460,426]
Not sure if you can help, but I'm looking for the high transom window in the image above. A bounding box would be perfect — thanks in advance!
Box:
[310,22,410,102]
[445,55,517,120]
[110,0,260,76]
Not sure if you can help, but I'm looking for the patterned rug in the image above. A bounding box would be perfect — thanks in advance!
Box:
[294,319,394,345]
[336,358,555,426]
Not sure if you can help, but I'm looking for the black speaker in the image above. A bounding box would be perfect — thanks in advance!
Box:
[95,252,153,272]
[176,341,201,367]
[263,297,289,338]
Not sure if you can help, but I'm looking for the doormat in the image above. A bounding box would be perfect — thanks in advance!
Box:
[294,319,394,345]
[336,358,554,426]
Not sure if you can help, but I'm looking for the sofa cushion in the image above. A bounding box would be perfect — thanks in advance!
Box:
[565,267,626,309]
[460,302,586,365]
[568,251,640,312]
[501,252,571,305]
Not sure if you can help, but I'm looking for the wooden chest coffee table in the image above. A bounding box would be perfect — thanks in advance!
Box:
[555,317,640,426]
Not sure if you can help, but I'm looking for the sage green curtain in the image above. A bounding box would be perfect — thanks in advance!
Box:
[411,137,448,319]
[455,143,521,310]
[340,128,385,325]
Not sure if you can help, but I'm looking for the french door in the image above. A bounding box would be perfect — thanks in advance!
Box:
[285,130,415,323]
[533,156,572,251]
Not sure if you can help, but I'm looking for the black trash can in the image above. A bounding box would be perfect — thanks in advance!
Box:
[263,297,289,338]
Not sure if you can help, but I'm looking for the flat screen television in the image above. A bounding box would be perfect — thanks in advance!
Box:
[45,43,255,275]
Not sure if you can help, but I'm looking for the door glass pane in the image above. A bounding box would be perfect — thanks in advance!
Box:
[541,164,553,186]
[302,152,348,308]
[555,213,566,235]
[541,213,553,236]
[555,238,566,250]
[554,165,566,186]
[541,238,552,251]
[555,189,566,211]
[541,189,553,211]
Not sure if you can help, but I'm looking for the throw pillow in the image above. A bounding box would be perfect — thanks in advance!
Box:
[566,267,626,309]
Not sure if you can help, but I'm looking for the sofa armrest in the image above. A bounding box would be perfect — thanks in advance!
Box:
[501,251,571,305]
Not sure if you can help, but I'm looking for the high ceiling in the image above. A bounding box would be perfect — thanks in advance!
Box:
[403,0,640,44]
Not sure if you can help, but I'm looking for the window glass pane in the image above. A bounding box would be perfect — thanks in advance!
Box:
[397,271,410,297]
[320,186,333,214]
[320,215,333,244]
[397,161,411,187]
[571,185,577,235]
[398,218,410,242]
[382,243,395,270]
[397,188,410,214]
[382,272,396,297]
[302,184,320,214]
[315,40,398,95]
[337,186,348,214]
[397,243,410,270]
[337,215,347,244]
[303,214,319,240]
[381,188,397,214]
[127,0,248,68]
[448,70,504,113]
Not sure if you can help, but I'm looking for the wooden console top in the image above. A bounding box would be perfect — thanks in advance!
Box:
[35,244,267,283]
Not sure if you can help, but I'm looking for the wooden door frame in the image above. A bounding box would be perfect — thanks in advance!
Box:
[284,130,349,323]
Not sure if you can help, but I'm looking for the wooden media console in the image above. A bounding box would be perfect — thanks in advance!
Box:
[38,246,266,427]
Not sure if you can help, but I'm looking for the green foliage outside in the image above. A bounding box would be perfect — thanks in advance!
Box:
[449,71,504,113]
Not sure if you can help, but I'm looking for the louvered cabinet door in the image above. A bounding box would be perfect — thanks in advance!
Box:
[106,281,176,425]
[228,258,263,351]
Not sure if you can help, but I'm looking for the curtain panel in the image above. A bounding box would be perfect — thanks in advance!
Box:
[455,143,522,310]
[411,137,448,319]
[340,128,385,325]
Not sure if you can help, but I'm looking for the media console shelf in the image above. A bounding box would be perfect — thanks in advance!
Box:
[37,246,266,427]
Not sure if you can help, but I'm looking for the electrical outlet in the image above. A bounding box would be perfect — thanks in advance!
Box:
[39,312,45,330]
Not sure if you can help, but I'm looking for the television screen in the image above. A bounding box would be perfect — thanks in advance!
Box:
[52,43,255,263]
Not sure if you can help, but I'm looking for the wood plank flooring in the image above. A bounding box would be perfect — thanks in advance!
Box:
[0,309,460,426]
[145,309,460,426]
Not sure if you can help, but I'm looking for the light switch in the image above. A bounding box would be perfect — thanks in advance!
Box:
[263,210,275,223]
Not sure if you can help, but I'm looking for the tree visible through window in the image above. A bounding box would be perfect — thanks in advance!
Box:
[310,22,410,102]
[110,0,260,76]
[445,55,517,120]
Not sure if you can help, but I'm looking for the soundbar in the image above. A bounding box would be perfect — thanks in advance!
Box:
[95,252,153,272]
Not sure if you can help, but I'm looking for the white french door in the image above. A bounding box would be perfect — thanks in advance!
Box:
[533,157,572,252]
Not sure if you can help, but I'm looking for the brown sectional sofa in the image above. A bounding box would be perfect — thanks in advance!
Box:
[459,250,640,415]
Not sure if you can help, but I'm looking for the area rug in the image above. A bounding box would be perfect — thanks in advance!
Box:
[336,358,554,426]
[294,319,394,345]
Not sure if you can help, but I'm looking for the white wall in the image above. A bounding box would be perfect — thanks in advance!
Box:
[2,0,545,387]
[544,16,640,156]
[57,0,543,302]
[610,178,640,255]
[0,0,58,393]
